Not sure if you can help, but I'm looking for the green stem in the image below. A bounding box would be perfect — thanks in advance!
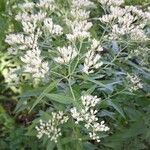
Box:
[68,77,76,103]
[71,40,83,75]
[103,44,128,69]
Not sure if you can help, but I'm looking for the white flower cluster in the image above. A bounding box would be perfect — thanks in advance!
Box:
[44,18,63,36]
[21,48,49,79]
[130,47,150,66]
[70,8,90,21]
[35,111,69,143]
[18,1,35,11]
[17,0,56,11]
[72,0,94,8]
[83,39,103,74]
[128,75,143,91]
[99,0,150,41]
[15,12,46,23]
[66,20,93,42]
[5,33,24,46]
[36,0,56,11]
[99,0,124,6]
[66,0,93,41]
[5,0,64,82]
[6,28,49,81]
[71,94,109,142]
[54,46,78,64]
[21,20,37,34]
[5,29,41,52]
[4,68,20,84]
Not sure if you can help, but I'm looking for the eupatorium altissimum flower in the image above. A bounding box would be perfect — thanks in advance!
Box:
[91,39,104,52]
[36,0,56,11]
[21,21,37,34]
[83,39,103,74]
[128,74,143,91]
[130,28,148,41]
[5,34,24,45]
[54,46,78,64]
[21,47,49,79]
[99,0,124,6]
[65,0,93,42]
[66,20,92,41]
[72,0,94,8]
[129,47,150,66]
[70,8,90,20]
[35,111,68,143]
[5,31,41,50]
[15,11,46,22]
[18,1,35,10]
[44,18,63,36]
[4,67,20,84]
[99,1,150,41]
[70,94,109,142]
[99,6,126,23]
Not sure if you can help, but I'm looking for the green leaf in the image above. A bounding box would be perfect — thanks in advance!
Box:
[106,100,126,119]
[29,81,58,112]
[97,110,115,119]
[84,85,97,95]
[45,93,73,104]
[80,75,121,92]
[46,141,55,150]
[19,89,42,98]
[14,97,28,113]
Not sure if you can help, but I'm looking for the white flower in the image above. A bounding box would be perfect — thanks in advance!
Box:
[44,18,63,36]
[24,29,42,49]
[128,74,143,91]
[99,4,149,41]
[18,1,35,10]
[5,34,24,45]
[15,12,46,22]
[20,47,49,80]
[83,42,103,74]
[72,0,94,8]
[118,13,135,26]
[99,6,126,23]
[70,108,84,124]
[99,0,124,6]
[70,8,90,20]
[125,6,148,20]
[22,21,37,34]
[81,95,100,109]
[7,47,18,55]
[70,94,109,142]
[130,47,150,66]
[65,0,93,42]
[91,39,103,52]
[130,28,148,41]
[54,46,78,64]
[66,20,92,41]
[36,0,56,11]
[89,132,101,142]
[36,111,68,143]
[99,14,114,23]
[4,68,20,84]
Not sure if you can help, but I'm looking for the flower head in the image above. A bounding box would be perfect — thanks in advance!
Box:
[36,111,68,143]
[21,47,49,80]
[54,46,78,64]
[83,39,103,74]
[70,94,109,142]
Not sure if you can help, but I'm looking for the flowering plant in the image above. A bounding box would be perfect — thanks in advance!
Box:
[3,0,150,149]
